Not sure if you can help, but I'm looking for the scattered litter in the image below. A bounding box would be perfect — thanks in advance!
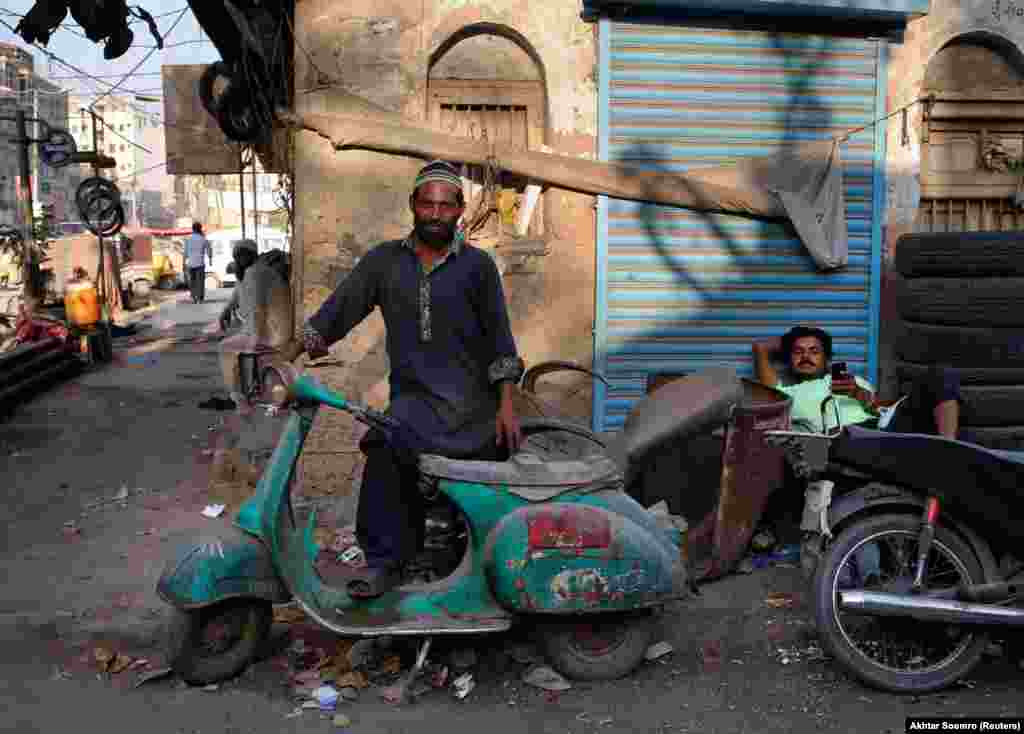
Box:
[379,684,406,705]
[748,545,801,569]
[128,658,149,671]
[340,547,364,565]
[645,641,674,661]
[336,671,369,690]
[114,486,130,502]
[61,523,81,538]
[301,700,321,709]
[599,718,614,726]
[51,667,72,681]
[765,592,798,609]
[450,648,477,670]
[201,504,226,518]
[203,683,220,692]
[332,713,352,727]
[136,529,153,536]
[93,646,115,672]
[313,684,340,710]
[380,656,402,675]
[285,707,304,719]
[452,672,475,699]
[134,667,174,688]
[273,606,307,624]
[522,665,572,692]
[109,654,134,674]
[431,665,449,688]
[509,643,541,665]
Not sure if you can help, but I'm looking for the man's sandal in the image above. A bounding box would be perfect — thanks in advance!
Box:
[345,564,403,599]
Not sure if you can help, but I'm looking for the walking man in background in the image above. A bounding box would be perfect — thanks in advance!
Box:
[184,221,212,304]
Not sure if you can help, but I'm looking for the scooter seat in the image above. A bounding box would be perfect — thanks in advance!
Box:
[419,451,622,500]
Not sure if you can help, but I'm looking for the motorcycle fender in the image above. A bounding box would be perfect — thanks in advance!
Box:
[827,483,999,582]
[485,503,680,614]
[157,525,291,610]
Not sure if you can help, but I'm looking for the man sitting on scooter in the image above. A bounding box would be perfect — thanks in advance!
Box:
[282,160,525,598]
[752,325,961,438]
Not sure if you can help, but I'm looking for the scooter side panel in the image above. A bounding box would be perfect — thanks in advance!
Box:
[486,500,681,613]
[157,525,291,609]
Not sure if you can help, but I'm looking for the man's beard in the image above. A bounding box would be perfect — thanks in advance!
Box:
[414,218,456,249]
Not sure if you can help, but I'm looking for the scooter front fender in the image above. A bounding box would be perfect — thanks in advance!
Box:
[157,525,291,610]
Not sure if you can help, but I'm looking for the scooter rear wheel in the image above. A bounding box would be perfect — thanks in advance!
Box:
[166,599,272,686]
[538,611,656,681]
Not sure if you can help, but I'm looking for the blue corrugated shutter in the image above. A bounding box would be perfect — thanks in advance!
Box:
[594,22,885,431]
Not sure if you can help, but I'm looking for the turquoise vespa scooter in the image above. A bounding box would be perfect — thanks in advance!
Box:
[158,361,738,689]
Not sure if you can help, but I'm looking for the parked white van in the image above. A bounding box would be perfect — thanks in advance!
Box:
[204,227,290,288]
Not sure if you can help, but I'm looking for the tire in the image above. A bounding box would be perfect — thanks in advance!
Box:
[166,600,272,686]
[894,232,1024,278]
[895,321,1024,366]
[893,359,1024,387]
[537,612,656,681]
[814,514,987,694]
[896,277,1024,327]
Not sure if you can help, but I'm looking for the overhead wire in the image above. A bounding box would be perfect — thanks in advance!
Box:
[89,6,188,109]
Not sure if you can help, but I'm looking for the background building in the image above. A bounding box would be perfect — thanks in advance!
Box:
[0,41,75,226]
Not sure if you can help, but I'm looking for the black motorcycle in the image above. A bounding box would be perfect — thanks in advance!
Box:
[768,424,1024,693]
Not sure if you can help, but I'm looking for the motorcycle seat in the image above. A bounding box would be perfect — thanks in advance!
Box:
[833,425,1024,543]
[419,451,622,500]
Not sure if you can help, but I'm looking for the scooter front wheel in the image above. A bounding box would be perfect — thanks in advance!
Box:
[538,612,656,681]
[166,599,272,686]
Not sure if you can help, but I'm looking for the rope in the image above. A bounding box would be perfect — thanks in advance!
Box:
[833,95,933,145]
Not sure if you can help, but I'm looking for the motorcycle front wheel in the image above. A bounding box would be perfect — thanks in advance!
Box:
[814,513,988,693]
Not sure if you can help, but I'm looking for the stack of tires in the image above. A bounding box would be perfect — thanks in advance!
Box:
[894,232,1024,449]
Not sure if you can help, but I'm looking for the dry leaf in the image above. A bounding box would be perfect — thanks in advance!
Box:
[273,606,307,624]
[93,647,115,671]
[380,656,402,675]
[336,671,369,690]
[109,654,134,674]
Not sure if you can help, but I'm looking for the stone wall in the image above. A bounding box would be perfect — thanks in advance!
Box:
[291,0,598,515]
[879,0,1024,396]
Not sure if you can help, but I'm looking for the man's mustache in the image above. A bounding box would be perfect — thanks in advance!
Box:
[798,361,815,367]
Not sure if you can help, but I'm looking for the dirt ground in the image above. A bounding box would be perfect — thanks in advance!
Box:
[1,290,1022,734]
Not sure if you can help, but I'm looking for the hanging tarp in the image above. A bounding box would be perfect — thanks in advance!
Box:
[282,111,847,270]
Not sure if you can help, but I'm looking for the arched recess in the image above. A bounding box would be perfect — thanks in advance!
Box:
[918,31,1024,232]
[427,23,552,240]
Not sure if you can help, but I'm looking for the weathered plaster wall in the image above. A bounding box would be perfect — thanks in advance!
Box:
[879,0,1024,396]
[291,0,597,513]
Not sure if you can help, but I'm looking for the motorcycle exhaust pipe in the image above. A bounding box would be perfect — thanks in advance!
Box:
[838,590,1024,627]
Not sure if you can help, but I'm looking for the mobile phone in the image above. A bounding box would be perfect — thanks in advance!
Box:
[830,361,849,380]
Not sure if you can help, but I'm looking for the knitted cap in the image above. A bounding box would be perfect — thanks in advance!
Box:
[413,160,462,193]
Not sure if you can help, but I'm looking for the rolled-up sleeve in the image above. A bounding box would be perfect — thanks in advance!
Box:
[477,253,524,386]
[302,250,380,359]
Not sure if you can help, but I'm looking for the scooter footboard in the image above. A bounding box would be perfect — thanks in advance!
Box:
[485,503,681,614]
[157,525,291,609]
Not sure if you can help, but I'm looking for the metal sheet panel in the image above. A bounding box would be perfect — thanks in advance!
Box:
[594,23,884,431]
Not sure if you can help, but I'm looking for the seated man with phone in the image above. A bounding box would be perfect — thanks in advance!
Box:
[752,325,961,438]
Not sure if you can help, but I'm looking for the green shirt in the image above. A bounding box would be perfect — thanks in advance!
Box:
[777,374,876,433]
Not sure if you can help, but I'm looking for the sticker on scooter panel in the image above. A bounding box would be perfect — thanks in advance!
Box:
[526,505,612,550]
[548,565,649,606]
